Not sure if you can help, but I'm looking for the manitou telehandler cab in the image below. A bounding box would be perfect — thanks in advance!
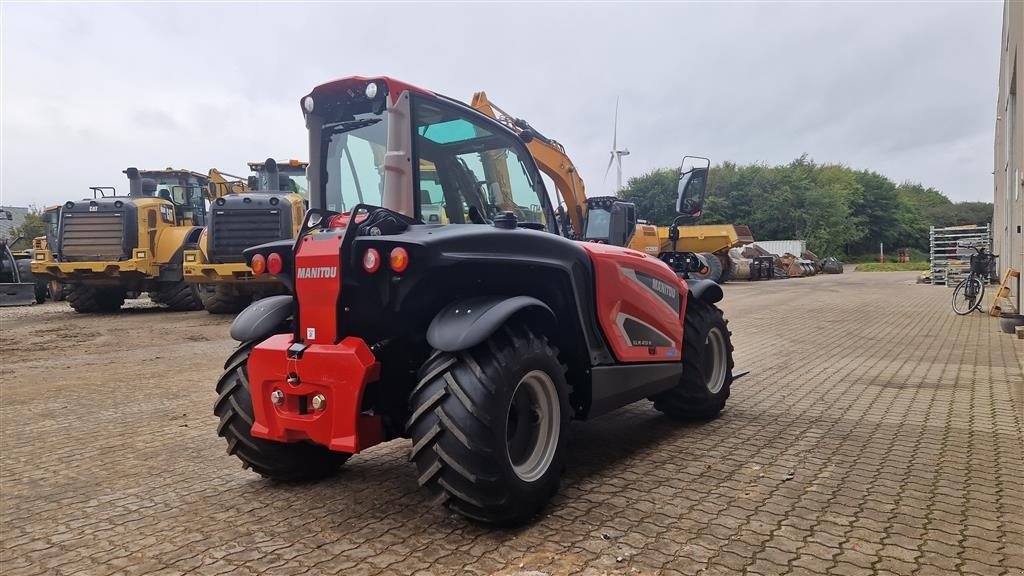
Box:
[215,77,736,526]
[32,168,214,313]
[184,159,308,314]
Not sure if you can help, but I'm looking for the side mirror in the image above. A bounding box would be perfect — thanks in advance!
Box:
[607,200,637,247]
[675,156,711,219]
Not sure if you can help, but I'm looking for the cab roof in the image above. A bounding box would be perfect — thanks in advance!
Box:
[138,168,209,181]
[304,76,436,108]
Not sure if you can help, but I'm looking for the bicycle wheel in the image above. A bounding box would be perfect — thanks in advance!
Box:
[951,276,984,315]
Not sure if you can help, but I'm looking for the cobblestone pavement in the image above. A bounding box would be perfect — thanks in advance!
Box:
[1,271,1021,575]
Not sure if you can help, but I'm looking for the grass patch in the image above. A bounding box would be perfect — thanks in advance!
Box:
[855,262,930,272]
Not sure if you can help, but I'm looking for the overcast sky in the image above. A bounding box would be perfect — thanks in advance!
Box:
[0,2,1006,208]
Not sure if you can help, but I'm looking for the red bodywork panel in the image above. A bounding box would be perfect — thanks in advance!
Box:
[294,231,343,345]
[246,227,384,454]
[248,334,383,453]
[305,76,436,107]
[581,243,689,363]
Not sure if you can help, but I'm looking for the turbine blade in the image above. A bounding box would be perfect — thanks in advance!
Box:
[612,97,619,150]
[604,152,615,181]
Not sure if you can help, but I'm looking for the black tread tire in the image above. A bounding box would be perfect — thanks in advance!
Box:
[407,324,570,526]
[66,284,125,313]
[716,252,735,284]
[50,281,66,302]
[200,284,250,314]
[693,252,723,283]
[652,298,734,420]
[15,259,46,303]
[150,281,203,311]
[214,342,349,481]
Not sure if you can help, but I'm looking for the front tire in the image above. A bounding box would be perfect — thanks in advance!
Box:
[150,281,203,311]
[407,324,570,526]
[66,284,125,313]
[200,284,250,314]
[652,298,734,420]
[214,342,349,481]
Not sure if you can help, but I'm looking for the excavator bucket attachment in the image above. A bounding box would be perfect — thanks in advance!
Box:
[0,282,36,307]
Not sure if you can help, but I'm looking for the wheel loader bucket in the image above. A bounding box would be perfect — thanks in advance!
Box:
[0,282,36,307]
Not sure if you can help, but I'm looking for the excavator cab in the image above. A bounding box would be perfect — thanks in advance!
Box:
[583,196,637,246]
[674,156,710,222]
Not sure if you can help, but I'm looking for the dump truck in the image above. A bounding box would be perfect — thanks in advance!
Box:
[213,76,737,526]
[32,168,219,312]
[184,159,308,313]
[633,222,755,283]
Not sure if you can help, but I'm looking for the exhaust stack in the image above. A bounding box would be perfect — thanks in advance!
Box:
[263,158,279,192]
[124,167,142,197]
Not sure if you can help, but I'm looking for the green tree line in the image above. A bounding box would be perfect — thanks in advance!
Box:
[618,155,993,258]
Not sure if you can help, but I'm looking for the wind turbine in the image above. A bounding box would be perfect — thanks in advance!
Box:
[604,97,630,192]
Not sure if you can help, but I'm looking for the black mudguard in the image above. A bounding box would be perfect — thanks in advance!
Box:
[426,295,553,352]
[688,279,723,304]
[229,295,293,343]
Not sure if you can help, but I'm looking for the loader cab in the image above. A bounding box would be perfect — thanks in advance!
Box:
[41,206,61,253]
[582,196,637,247]
[130,169,211,226]
[304,78,556,231]
[248,159,310,199]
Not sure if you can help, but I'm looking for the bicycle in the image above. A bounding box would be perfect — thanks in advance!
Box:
[951,245,996,315]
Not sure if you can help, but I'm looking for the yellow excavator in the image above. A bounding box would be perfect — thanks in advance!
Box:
[32,168,225,312]
[183,159,308,313]
[470,92,750,281]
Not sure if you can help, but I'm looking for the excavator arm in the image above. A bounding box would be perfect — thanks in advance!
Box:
[471,92,587,237]
[207,168,249,199]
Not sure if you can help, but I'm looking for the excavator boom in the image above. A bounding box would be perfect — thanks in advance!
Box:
[471,92,587,236]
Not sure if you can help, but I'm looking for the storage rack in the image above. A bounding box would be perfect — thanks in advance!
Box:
[929,224,991,286]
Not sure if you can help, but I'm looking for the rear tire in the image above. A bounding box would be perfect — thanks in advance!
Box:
[716,252,735,284]
[200,284,250,314]
[652,298,734,420]
[49,280,66,302]
[214,342,349,481]
[66,284,125,313]
[693,252,723,283]
[150,281,203,311]
[407,324,570,526]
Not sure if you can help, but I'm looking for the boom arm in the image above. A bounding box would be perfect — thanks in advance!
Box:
[471,92,587,237]
[208,168,249,198]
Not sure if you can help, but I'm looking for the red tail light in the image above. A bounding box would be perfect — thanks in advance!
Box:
[267,252,283,275]
[251,253,266,274]
[390,247,409,273]
[362,248,381,273]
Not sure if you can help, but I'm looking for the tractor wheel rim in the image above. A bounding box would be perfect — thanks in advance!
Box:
[704,327,727,394]
[506,370,560,482]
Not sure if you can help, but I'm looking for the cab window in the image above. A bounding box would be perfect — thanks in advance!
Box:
[323,113,387,212]
[413,98,550,229]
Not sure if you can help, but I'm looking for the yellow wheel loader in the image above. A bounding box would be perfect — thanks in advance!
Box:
[31,168,217,313]
[183,159,307,314]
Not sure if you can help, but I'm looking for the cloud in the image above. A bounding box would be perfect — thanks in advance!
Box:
[0,2,1003,208]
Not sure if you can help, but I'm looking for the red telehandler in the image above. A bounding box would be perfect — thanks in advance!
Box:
[215,77,735,525]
